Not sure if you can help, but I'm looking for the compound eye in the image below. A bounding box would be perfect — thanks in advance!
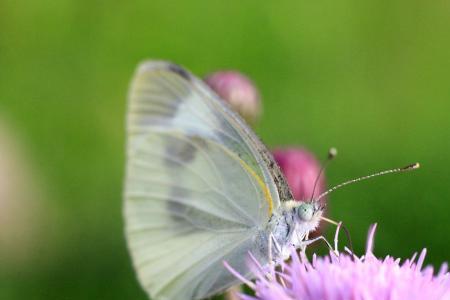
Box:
[298,203,314,222]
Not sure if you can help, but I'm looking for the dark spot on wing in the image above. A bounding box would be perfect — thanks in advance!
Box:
[166,186,190,224]
[164,135,205,224]
[164,135,209,169]
[166,185,248,231]
[168,63,191,81]
[165,135,197,167]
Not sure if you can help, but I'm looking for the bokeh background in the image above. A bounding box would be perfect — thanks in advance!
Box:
[1,1,449,299]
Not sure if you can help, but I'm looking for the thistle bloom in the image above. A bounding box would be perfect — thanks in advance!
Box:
[205,71,261,124]
[232,224,450,300]
[272,148,325,201]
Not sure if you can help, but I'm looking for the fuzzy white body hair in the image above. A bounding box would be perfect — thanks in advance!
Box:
[267,200,323,261]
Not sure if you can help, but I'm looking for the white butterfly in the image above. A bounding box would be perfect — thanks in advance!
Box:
[124,61,386,300]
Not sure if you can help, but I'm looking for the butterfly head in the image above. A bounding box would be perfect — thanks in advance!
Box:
[297,201,323,220]
[293,201,324,233]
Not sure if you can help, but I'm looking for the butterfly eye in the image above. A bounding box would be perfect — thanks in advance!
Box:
[297,203,314,222]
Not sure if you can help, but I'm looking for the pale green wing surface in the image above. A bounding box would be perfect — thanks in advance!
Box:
[124,61,291,300]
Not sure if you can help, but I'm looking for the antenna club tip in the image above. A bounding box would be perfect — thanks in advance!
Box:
[403,162,420,170]
[328,147,338,159]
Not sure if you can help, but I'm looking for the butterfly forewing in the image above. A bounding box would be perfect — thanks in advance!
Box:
[124,61,292,299]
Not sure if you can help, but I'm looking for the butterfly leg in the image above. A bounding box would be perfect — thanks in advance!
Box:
[267,233,287,288]
[295,232,310,261]
[268,233,283,262]
[300,235,337,256]
[268,232,274,264]
[263,234,275,281]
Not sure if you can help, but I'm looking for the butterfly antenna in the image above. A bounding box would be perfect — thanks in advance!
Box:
[309,147,337,202]
[316,163,420,202]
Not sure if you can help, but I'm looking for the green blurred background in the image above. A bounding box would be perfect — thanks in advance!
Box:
[0,0,449,299]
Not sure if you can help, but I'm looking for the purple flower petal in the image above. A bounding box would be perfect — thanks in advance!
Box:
[230,225,450,300]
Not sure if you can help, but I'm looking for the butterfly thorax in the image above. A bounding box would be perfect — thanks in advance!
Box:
[262,200,323,261]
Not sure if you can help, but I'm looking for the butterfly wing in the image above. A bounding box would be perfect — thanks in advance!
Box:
[124,61,292,300]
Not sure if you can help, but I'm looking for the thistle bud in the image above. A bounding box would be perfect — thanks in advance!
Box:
[272,147,325,201]
[205,71,261,124]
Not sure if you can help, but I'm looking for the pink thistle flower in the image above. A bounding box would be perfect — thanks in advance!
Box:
[205,71,261,124]
[232,224,450,300]
[272,148,325,201]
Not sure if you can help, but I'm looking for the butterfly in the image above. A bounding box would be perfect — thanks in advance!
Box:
[123,60,418,300]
